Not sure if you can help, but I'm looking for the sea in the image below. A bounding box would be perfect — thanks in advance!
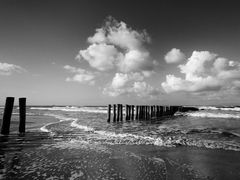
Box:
[0,105,240,179]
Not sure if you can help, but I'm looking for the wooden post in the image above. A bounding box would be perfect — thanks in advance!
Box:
[1,97,14,135]
[147,106,150,120]
[142,106,144,120]
[107,104,111,122]
[113,104,116,122]
[144,106,147,120]
[131,105,134,120]
[166,106,170,116]
[145,106,148,120]
[162,106,165,116]
[150,106,153,118]
[136,106,139,120]
[19,98,26,133]
[125,105,129,121]
[159,106,163,117]
[138,106,142,120]
[156,106,159,118]
[120,104,123,121]
[117,104,120,122]
[146,106,148,120]
[152,106,155,118]
[129,105,132,120]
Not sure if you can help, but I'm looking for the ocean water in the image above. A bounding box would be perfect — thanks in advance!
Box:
[1,105,240,151]
[1,105,240,179]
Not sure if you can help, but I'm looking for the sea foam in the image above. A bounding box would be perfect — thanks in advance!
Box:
[185,112,240,119]
[199,106,240,111]
[31,106,107,114]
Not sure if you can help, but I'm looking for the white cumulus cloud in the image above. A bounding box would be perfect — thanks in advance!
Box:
[164,48,185,64]
[103,72,159,97]
[162,50,240,94]
[64,65,96,85]
[77,16,155,74]
[0,62,25,75]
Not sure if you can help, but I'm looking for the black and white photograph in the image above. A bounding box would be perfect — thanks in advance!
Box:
[0,0,240,179]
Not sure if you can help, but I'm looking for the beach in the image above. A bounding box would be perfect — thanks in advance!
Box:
[1,106,240,179]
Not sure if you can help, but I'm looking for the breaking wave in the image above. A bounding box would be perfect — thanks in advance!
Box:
[185,112,240,119]
[199,106,240,111]
[39,113,240,151]
[31,106,107,114]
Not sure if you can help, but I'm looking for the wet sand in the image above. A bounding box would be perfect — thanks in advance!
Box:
[1,133,240,180]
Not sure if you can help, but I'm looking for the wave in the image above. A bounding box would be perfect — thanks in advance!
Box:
[39,113,78,133]
[70,120,240,151]
[199,106,240,111]
[185,112,240,119]
[185,128,240,138]
[31,106,107,114]
[39,113,240,151]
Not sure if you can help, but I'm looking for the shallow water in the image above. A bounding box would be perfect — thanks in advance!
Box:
[0,105,240,179]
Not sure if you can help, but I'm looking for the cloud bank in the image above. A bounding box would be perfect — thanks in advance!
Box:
[0,62,25,75]
[162,50,240,94]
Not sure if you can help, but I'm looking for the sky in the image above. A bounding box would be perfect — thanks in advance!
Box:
[0,0,240,106]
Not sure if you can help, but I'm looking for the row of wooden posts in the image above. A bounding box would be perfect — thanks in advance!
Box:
[107,104,181,122]
[0,97,26,135]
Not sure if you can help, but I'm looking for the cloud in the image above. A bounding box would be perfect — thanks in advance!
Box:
[0,62,25,75]
[76,16,155,74]
[103,72,160,97]
[64,65,96,85]
[111,72,144,89]
[77,43,123,71]
[164,48,185,63]
[162,50,240,94]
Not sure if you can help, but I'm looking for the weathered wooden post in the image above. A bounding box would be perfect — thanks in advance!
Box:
[155,106,157,117]
[144,106,147,120]
[138,106,142,119]
[117,104,120,122]
[120,104,123,121]
[107,104,111,122]
[145,106,148,120]
[136,106,139,120]
[159,106,162,117]
[125,104,129,121]
[129,105,132,120]
[162,106,165,116]
[1,97,14,135]
[131,105,134,120]
[19,98,26,133]
[166,106,170,116]
[113,104,116,122]
[150,106,153,118]
[158,106,161,118]
[147,106,150,120]
[142,106,144,120]
[156,106,159,118]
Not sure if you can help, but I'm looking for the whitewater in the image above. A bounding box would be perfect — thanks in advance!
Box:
[24,105,240,151]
